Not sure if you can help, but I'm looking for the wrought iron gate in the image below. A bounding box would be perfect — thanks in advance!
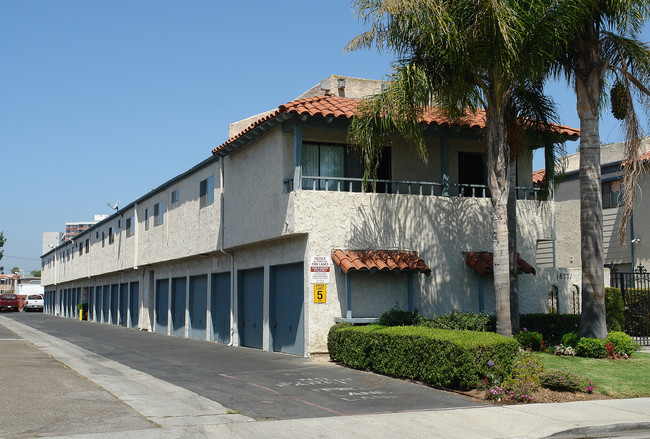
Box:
[610,265,650,346]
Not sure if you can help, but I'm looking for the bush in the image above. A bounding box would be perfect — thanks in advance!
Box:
[327,324,519,389]
[554,344,576,356]
[605,331,638,356]
[541,369,594,393]
[575,337,607,358]
[418,310,496,332]
[515,330,544,351]
[561,332,580,348]
[519,314,580,345]
[377,305,418,326]
[605,288,625,332]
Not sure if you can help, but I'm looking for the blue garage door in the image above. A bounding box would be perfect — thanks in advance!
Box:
[171,277,186,337]
[119,283,128,327]
[88,287,94,321]
[155,279,169,334]
[270,263,305,356]
[95,286,103,322]
[102,285,110,323]
[130,282,139,328]
[211,272,231,344]
[189,275,207,341]
[237,268,264,350]
[110,284,119,325]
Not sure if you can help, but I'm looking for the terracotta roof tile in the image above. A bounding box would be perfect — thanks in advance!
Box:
[331,249,431,276]
[212,95,580,155]
[532,169,546,184]
[463,252,536,275]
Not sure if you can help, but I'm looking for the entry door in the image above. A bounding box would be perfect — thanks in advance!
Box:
[189,275,207,341]
[110,284,119,325]
[102,285,110,323]
[270,263,305,356]
[119,283,128,327]
[155,279,169,334]
[237,268,264,349]
[211,272,231,344]
[129,282,139,328]
[171,277,186,337]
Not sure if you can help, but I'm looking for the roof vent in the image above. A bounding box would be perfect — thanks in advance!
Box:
[320,80,331,91]
[337,78,346,89]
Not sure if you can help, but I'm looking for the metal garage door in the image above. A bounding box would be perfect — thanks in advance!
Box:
[102,285,110,323]
[88,287,94,321]
[270,263,305,356]
[211,272,231,344]
[95,286,102,322]
[119,283,128,327]
[237,268,264,350]
[189,275,207,341]
[155,279,169,334]
[129,282,139,328]
[110,284,119,325]
[171,277,186,337]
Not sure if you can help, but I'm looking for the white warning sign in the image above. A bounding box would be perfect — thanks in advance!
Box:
[310,256,331,284]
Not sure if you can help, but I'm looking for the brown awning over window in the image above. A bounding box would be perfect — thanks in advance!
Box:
[463,252,536,275]
[331,249,431,276]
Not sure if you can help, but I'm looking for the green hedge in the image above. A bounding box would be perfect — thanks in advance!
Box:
[328,324,519,389]
[519,314,580,345]
[605,288,625,332]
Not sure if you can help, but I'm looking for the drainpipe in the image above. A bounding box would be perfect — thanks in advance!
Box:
[218,157,236,346]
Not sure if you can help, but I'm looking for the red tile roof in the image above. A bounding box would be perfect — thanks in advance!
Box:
[637,150,650,163]
[212,95,580,155]
[331,249,431,276]
[532,169,546,184]
[463,252,536,275]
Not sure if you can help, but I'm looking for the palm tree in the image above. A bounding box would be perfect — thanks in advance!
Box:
[347,0,571,336]
[555,0,650,339]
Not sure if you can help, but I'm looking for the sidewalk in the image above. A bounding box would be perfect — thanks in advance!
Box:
[2,316,649,439]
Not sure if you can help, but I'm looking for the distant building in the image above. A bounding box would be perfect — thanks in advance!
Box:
[64,215,108,240]
[42,232,65,254]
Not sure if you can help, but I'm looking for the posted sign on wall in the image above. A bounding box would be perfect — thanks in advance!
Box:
[314,284,326,303]
[310,256,331,284]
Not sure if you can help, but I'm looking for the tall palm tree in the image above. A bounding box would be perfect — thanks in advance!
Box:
[555,0,650,339]
[347,0,571,336]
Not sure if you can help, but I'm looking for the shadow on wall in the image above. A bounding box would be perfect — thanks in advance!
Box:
[343,194,492,317]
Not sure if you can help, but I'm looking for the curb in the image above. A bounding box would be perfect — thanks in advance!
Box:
[546,422,650,438]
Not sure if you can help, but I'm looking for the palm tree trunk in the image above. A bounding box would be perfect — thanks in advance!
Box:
[508,158,520,334]
[486,112,512,337]
[575,34,607,340]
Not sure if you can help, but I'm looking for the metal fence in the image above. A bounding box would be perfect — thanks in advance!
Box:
[610,265,650,346]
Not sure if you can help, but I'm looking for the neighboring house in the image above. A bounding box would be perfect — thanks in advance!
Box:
[40,76,579,356]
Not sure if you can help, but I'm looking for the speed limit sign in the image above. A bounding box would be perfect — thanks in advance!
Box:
[314,284,326,303]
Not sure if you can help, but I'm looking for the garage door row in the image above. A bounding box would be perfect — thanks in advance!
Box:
[154,262,305,356]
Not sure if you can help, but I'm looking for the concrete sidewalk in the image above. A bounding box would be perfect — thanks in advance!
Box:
[2,316,649,439]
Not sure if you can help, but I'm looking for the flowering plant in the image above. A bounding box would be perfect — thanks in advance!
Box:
[554,343,576,356]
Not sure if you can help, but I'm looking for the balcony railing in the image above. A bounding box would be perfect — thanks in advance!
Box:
[284,176,543,200]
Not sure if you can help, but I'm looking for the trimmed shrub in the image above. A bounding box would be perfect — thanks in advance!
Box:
[418,310,496,332]
[515,330,544,351]
[605,331,638,356]
[519,314,580,345]
[575,337,607,358]
[605,288,625,332]
[327,324,519,389]
[378,305,418,326]
[561,332,580,348]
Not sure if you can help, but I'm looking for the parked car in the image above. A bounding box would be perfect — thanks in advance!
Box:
[23,294,44,312]
[0,293,19,312]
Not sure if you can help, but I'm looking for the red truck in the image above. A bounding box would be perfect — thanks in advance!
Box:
[0,293,19,312]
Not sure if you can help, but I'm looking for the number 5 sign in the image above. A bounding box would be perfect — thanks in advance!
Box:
[314,284,326,303]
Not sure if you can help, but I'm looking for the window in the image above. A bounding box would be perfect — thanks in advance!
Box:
[171,189,179,203]
[96,231,99,239]
[117,219,121,229]
[126,216,134,237]
[85,239,89,253]
[108,227,114,245]
[154,202,164,226]
[79,243,83,256]
[200,176,214,207]
[144,208,149,230]
[602,179,622,209]
[102,232,105,247]
[458,152,488,197]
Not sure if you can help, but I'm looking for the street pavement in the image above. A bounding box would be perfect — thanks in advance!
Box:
[1,313,650,438]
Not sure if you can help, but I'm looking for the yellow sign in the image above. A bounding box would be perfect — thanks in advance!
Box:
[314,284,326,303]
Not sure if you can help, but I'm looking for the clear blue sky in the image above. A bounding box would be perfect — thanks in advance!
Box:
[1,1,648,273]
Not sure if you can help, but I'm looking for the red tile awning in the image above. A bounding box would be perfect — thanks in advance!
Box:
[331,249,431,276]
[463,252,536,275]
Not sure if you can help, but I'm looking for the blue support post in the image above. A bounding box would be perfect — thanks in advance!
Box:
[346,273,352,319]
[478,275,485,312]
[440,137,449,196]
[293,122,303,190]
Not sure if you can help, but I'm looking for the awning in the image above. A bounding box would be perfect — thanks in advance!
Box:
[463,252,536,275]
[331,249,431,276]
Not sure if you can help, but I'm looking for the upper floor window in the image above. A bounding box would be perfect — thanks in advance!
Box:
[200,176,214,207]
[154,202,164,226]
[602,179,622,209]
[102,231,105,247]
[171,189,179,204]
[108,227,114,245]
[78,243,83,256]
[144,208,149,230]
[85,239,89,253]
[126,216,134,237]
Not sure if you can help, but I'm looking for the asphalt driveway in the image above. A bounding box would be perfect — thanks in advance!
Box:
[4,313,483,420]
